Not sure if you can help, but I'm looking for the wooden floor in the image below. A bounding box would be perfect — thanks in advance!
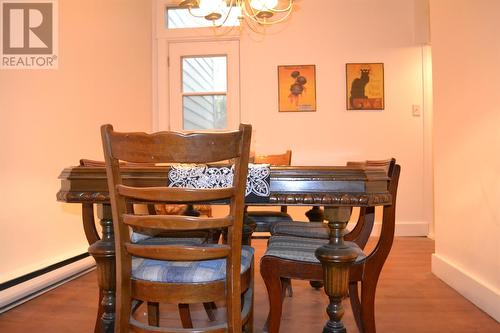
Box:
[0,237,498,332]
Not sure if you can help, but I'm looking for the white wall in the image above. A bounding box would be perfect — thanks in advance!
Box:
[237,0,430,232]
[0,0,152,284]
[430,0,500,321]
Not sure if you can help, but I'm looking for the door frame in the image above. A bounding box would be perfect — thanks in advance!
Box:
[152,0,241,131]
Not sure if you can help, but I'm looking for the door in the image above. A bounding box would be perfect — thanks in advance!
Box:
[168,40,240,131]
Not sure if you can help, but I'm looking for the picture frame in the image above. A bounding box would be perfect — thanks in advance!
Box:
[346,63,384,110]
[278,65,317,112]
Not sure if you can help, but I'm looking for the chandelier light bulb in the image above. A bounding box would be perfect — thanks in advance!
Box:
[249,0,278,11]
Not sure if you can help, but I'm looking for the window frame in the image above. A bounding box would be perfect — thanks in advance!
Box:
[181,55,229,130]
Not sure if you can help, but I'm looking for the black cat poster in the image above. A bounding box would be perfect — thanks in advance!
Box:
[346,63,384,110]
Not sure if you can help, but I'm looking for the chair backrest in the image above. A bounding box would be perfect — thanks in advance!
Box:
[80,158,155,167]
[80,159,106,167]
[254,150,292,166]
[251,150,292,214]
[101,124,252,320]
[346,158,395,174]
[345,158,396,248]
[365,162,401,268]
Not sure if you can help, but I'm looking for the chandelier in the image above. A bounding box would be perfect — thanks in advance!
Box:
[178,0,294,28]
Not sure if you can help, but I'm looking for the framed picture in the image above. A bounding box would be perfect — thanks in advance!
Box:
[346,63,384,110]
[278,65,317,112]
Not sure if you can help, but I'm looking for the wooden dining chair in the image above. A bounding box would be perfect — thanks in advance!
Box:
[246,150,293,236]
[260,161,401,333]
[101,123,254,333]
[270,159,395,293]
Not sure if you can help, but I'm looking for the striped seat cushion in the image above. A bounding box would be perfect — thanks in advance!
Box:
[247,211,293,232]
[132,245,254,283]
[271,221,329,239]
[264,235,364,263]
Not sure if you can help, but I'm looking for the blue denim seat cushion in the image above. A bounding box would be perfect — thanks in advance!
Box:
[132,245,254,283]
[271,221,329,239]
[264,235,364,263]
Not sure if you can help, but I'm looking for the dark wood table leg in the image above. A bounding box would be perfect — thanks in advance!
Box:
[86,204,116,333]
[182,204,200,217]
[315,206,360,333]
[81,204,102,332]
[242,215,256,246]
[305,206,325,222]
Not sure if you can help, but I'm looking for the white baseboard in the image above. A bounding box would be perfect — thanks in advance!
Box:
[432,253,500,322]
[351,221,429,237]
[0,256,96,313]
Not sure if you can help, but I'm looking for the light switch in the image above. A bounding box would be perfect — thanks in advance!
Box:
[412,105,421,117]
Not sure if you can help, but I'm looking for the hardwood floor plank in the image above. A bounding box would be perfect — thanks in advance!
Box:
[0,237,498,332]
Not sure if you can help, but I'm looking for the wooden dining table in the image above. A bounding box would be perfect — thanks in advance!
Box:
[57,164,391,333]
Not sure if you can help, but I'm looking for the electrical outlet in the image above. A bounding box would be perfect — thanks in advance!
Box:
[412,105,421,117]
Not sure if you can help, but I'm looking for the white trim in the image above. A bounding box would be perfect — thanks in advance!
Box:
[347,220,430,237]
[432,254,500,322]
[155,0,240,41]
[381,221,429,237]
[153,0,241,131]
[157,39,169,130]
[0,256,95,313]
[152,0,159,130]
[421,45,434,239]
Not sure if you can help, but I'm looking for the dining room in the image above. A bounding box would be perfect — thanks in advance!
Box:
[0,0,498,332]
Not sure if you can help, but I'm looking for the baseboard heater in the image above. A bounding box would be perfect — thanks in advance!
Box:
[0,253,95,313]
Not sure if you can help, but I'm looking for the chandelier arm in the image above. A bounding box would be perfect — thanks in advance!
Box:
[217,0,237,27]
[187,6,209,19]
[266,0,294,13]
[242,0,293,13]
[240,0,292,24]
[241,1,266,21]
[179,0,293,28]
[243,6,292,25]
[186,0,234,29]
[243,1,260,17]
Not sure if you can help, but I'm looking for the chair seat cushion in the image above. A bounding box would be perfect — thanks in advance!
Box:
[271,221,329,239]
[132,245,254,283]
[246,211,293,232]
[263,235,364,263]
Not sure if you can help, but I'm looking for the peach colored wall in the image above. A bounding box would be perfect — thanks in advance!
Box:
[154,0,432,232]
[0,0,152,282]
[430,0,500,320]
[238,0,429,229]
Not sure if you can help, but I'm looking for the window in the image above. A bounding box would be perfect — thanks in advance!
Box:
[182,56,227,130]
[168,40,240,131]
[166,7,240,29]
